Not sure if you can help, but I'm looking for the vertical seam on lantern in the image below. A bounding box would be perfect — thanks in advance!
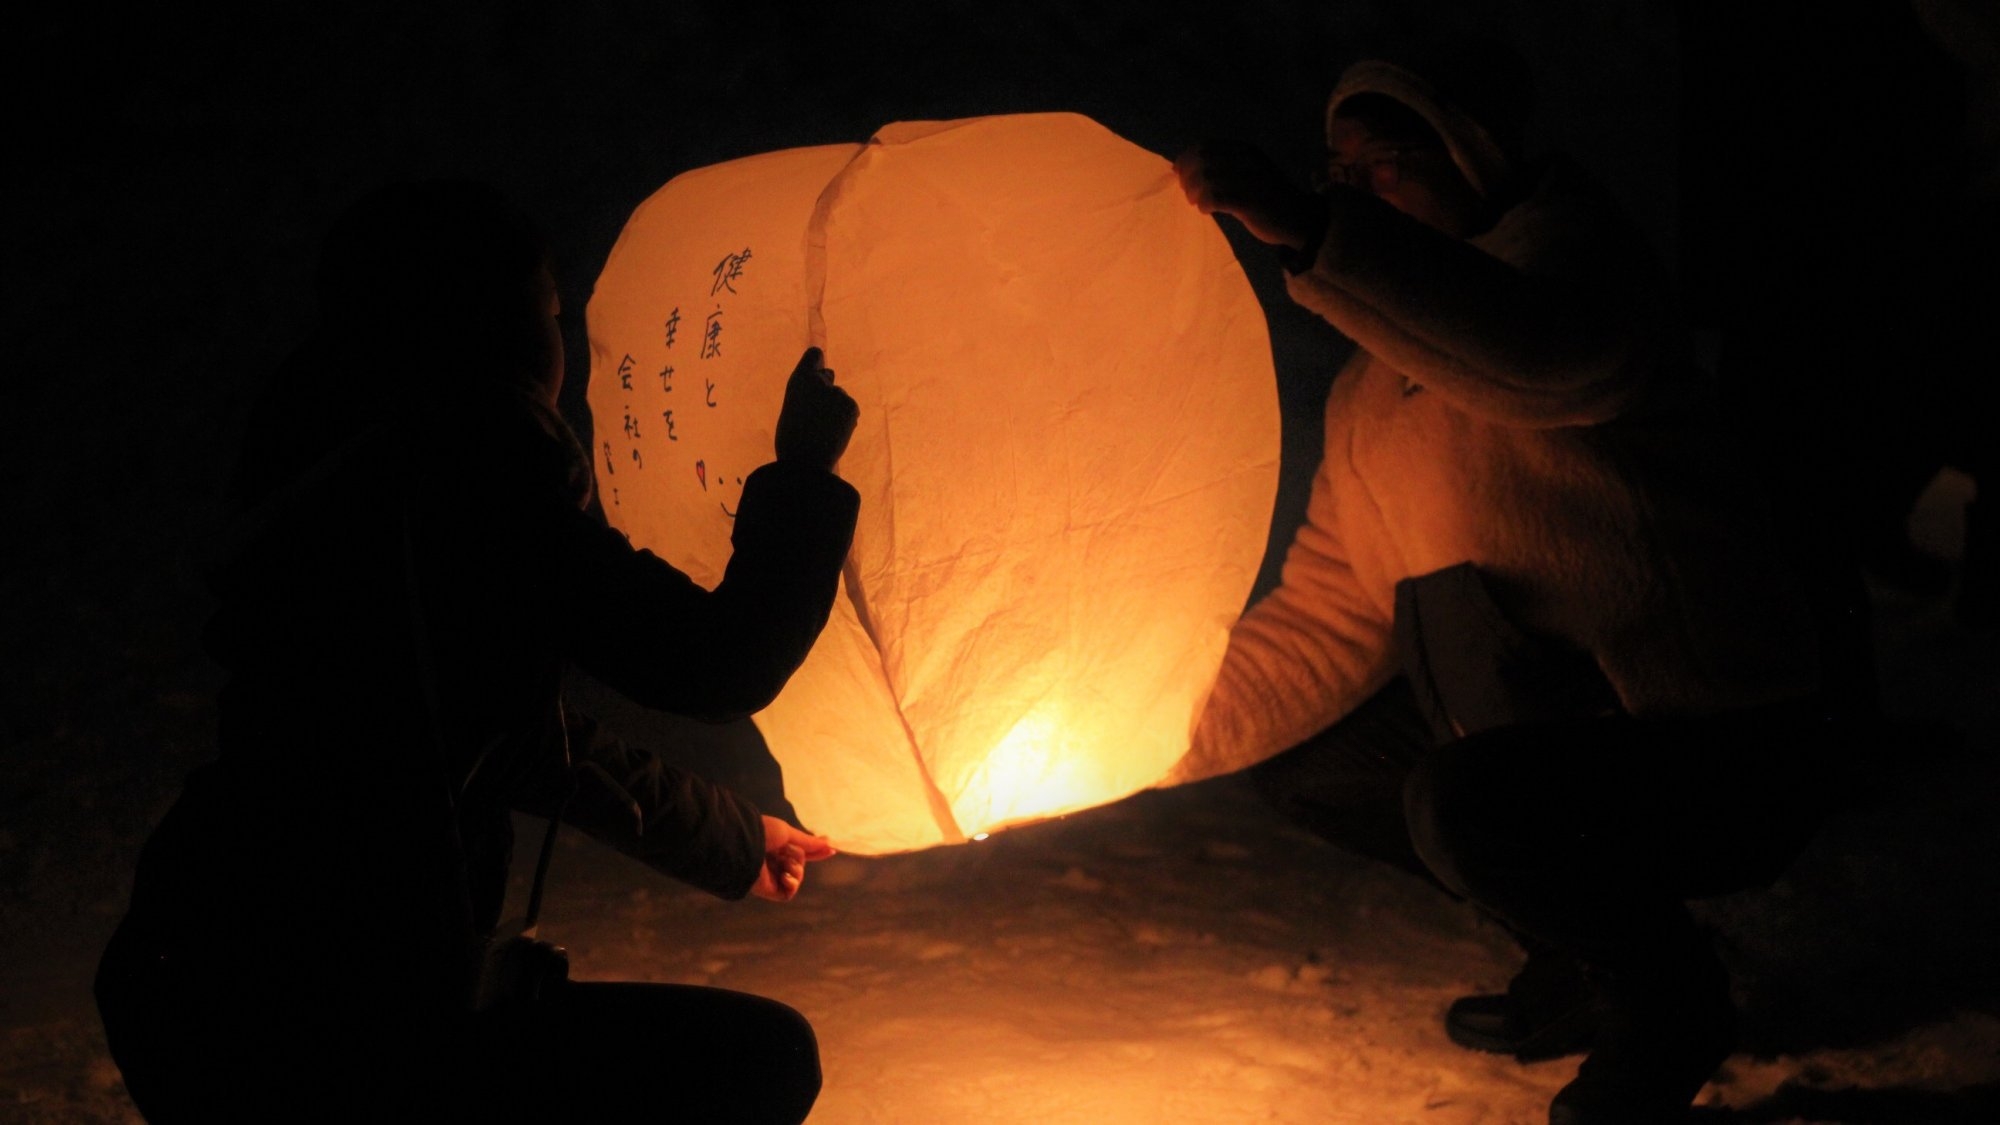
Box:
[804,139,874,350]
[807,132,966,846]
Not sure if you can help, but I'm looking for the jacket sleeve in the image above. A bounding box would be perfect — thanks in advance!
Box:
[553,460,860,722]
[1284,172,1662,429]
[1166,421,1397,784]
[514,707,768,900]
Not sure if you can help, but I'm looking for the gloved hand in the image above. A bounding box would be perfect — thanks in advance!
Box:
[774,346,859,471]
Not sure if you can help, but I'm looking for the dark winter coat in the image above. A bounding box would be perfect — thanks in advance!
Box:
[115,379,857,1030]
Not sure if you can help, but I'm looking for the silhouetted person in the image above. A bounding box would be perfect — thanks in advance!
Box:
[1166,38,1845,1125]
[94,180,859,1123]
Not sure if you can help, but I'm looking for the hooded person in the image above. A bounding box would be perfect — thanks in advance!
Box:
[1168,37,1844,1125]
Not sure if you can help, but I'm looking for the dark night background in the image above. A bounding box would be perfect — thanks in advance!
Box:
[4,1,1998,1120]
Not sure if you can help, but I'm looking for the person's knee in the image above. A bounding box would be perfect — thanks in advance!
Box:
[1248,718,1412,824]
[1403,742,1498,898]
[750,997,822,1124]
[1407,727,1607,907]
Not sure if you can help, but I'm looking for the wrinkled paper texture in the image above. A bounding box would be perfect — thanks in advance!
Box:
[589,114,1277,853]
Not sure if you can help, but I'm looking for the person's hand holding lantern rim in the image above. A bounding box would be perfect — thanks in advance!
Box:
[752,816,836,903]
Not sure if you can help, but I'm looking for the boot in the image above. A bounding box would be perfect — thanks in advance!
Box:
[1446,946,1600,1062]
[1547,941,1736,1125]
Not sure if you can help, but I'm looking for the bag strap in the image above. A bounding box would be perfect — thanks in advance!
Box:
[398,482,572,943]
[519,700,574,940]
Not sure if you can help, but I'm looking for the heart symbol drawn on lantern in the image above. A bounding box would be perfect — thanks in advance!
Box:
[695,459,706,491]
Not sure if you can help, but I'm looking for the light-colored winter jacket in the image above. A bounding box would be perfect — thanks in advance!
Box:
[1170,62,1822,783]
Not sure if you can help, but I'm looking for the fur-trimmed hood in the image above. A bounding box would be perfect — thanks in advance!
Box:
[1326,43,1535,202]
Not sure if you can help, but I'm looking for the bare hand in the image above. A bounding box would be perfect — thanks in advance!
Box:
[752,815,837,902]
[1174,139,1322,250]
[773,347,859,471]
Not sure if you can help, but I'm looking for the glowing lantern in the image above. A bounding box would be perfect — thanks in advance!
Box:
[587,113,1277,853]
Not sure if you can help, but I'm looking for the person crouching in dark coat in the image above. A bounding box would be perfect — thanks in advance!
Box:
[95,179,859,1124]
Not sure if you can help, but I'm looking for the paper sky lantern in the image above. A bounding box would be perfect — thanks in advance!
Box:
[587,113,1277,853]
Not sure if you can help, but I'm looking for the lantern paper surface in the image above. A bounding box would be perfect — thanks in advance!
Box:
[587,113,1278,853]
